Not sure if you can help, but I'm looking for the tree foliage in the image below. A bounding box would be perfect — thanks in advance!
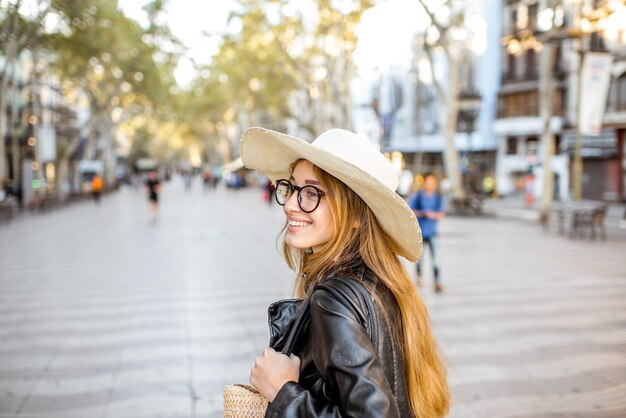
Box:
[45,0,181,182]
[50,0,177,117]
[184,0,374,153]
[2,0,381,182]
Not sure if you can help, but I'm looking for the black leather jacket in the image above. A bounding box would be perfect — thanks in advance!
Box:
[265,272,412,417]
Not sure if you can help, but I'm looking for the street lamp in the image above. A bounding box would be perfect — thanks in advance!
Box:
[457,88,481,192]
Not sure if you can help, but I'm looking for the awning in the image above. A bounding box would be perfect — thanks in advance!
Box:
[135,158,158,171]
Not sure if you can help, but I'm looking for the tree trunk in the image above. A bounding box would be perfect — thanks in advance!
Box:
[0,37,17,180]
[8,16,22,185]
[56,134,83,199]
[56,93,94,199]
[332,54,353,131]
[83,99,102,161]
[84,122,97,161]
[0,81,8,181]
[539,44,556,225]
[415,0,465,198]
[101,116,116,187]
[442,55,464,198]
[30,54,45,188]
[424,44,465,198]
[0,15,19,184]
[572,49,585,201]
[10,74,21,185]
[56,155,69,199]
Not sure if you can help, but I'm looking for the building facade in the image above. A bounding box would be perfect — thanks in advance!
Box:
[1,52,86,205]
[601,55,626,201]
[496,0,626,202]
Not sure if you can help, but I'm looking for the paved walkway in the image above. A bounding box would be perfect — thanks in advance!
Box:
[0,177,625,417]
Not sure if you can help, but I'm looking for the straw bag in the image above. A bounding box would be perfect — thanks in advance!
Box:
[223,294,313,418]
[223,384,268,417]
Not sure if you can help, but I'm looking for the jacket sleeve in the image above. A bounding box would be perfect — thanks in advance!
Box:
[265,288,400,418]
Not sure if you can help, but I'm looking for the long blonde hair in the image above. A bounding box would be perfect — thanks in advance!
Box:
[280,162,450,417]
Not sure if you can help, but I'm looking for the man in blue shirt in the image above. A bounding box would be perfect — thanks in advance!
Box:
[409,173,445,293]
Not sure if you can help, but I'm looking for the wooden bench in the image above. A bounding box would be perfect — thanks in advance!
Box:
[0,201,17,223]
[450,195,484,216]
[28,195,60,213]
[571,205,607,240]
[554,204,607,240]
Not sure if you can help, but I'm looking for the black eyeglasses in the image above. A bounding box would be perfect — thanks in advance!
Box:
[275,179,326,213]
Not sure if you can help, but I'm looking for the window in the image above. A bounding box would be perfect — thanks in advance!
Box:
[618,76,626,112]
[498,92,540,118]
[553,44,563,74]
[507,53,516,80]
[506,137,518,155]
[606,75,626,113]
[526,137,539,156]
[511,9,518,32]
[552,88,565,116]
[528,3,538,30]
[590,33,606,52]
[526,49,538,78]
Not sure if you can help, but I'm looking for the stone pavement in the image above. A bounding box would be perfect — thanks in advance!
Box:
[0,177,625,418]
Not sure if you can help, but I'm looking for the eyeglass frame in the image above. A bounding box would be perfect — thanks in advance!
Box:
[274,178,326,213]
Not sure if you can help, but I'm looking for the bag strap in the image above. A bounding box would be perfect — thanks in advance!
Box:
[281,296,312,355]
[317,280,379,349]
[281,275,379,356]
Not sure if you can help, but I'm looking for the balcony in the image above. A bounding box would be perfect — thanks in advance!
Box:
[497,103,539,118]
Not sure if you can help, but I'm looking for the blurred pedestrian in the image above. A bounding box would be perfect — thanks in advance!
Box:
[183,170,192,191]
[202,169,212,189]
[525,170,535,207]
[241,128,449,417]
[409,173,445,293]
[2,176,18,204]
[91,174,103,204]
[212,167,221,188]
[145,170,160,222]
[264,177,275,205]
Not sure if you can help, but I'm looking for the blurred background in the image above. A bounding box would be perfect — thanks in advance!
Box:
[0,0,625,417]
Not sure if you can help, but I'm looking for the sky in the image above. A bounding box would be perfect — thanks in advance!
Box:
[119,0,237,86]
[354,0,429,70]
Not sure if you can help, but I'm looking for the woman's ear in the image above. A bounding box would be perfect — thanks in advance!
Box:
[352,220,360,229]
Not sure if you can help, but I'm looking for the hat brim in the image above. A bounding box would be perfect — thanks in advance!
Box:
[240,127,422,262]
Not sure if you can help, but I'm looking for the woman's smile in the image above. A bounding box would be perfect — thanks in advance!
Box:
[287,218,312,230]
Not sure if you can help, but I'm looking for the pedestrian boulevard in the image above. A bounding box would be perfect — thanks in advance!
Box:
[1,177,625,417]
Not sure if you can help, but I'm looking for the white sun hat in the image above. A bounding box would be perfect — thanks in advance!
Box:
[240,127,422,262]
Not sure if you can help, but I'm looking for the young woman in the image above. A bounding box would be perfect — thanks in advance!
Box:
[241,128,449,417]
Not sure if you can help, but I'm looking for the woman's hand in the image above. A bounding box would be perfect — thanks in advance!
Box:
[250,347,301,402]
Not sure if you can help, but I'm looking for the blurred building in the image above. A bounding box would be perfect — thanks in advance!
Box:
[603,56,626,202]
[495,0,626,202]
[1,52,86,205]
[2,53,28,192]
